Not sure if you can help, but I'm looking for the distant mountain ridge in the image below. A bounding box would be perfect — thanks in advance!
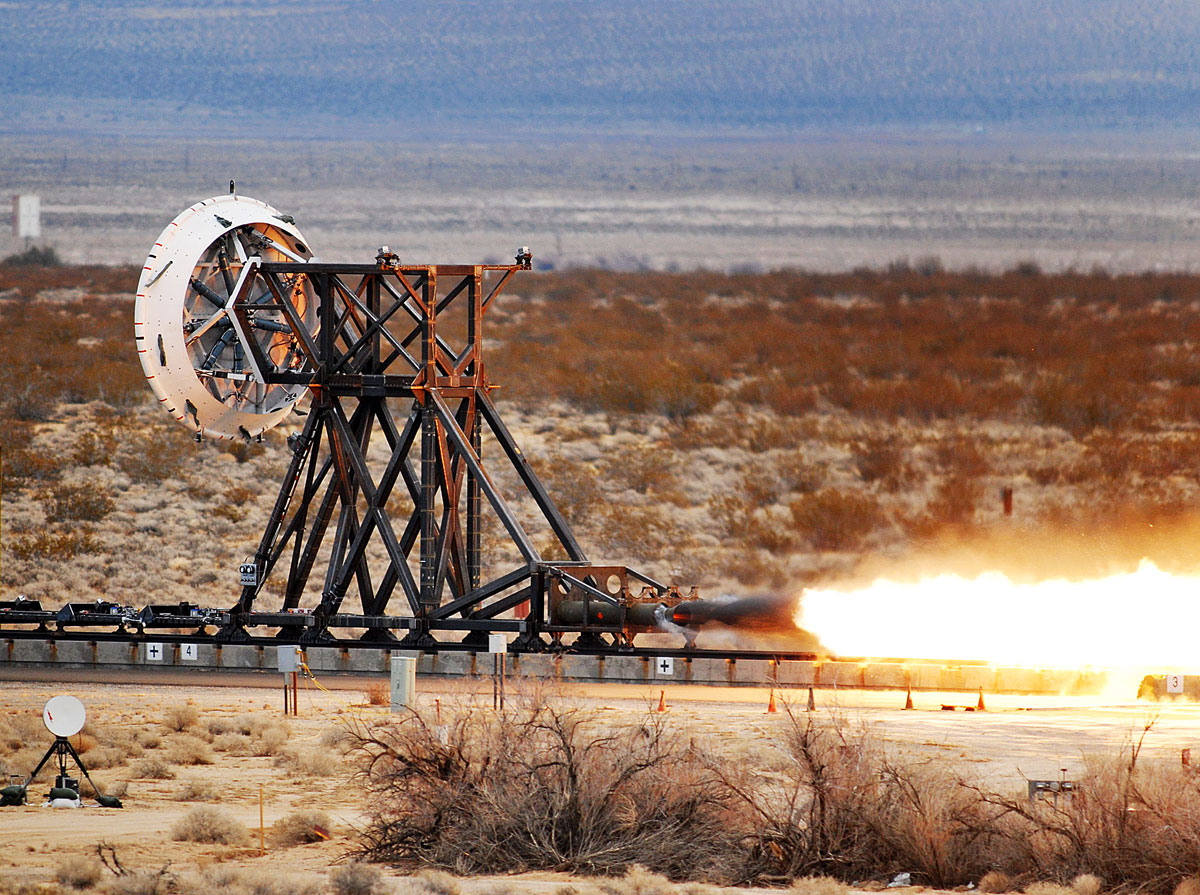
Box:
[3,0,1199,135]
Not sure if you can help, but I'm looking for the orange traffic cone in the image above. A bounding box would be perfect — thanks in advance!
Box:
[765,690,778,714]
[806,686,816,712]
[657,690,668,713]
[904,688,914,710]
[976,689,986,712]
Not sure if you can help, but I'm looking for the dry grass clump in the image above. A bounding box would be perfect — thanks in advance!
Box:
[166,734,213,766]
[269,808,334,846]
[596,865,675,895]
[320,725,355,753]
[409,870,460,895]
[211,733,250,754]
[55,855,103,890]
[275,746,338,777]
[175,866,322,895]
[349,693,739,881]
[246,717,290,756]
[172,778,220,802]
[1024,885,1074,895]
[1175,879,1200,895]
[329,862,385,895]
[1071,875,1103,895]
[107,869,175,895]
[788,878,850,895]
[163,704,200,732]
[978,871,1013,893]
[129,757,174,780]
[363,681,390,706]
[170,805,250,845]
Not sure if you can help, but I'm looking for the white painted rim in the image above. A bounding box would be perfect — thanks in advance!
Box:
[133,195,315,439]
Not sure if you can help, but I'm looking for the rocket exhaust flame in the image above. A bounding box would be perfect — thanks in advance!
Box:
[797,559,1200,670]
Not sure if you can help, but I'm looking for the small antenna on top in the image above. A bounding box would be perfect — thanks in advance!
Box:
[229,180,236,197]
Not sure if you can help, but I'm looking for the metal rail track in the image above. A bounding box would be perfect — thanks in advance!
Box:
[0,625,987,668]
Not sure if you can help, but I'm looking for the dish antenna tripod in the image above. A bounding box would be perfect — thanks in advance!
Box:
[136,195,698,649]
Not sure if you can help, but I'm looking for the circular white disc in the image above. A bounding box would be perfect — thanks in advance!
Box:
[43,695,86,737]
[134,194,317,439]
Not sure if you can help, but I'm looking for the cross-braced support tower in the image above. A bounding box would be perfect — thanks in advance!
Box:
[134,195,696,650]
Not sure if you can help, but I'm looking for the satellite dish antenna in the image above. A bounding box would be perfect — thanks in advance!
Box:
[20,695,120,807]
[134,194,318,440]
[42,694,86,738]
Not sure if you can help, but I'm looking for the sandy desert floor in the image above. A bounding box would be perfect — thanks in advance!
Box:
[1,671,1197,893]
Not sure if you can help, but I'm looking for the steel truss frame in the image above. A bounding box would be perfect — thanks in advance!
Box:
[222,259,689,647]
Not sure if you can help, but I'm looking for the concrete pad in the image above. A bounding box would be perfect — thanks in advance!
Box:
[97,641,138,665]
[181,642,217,668]
[302,647,343,673]
[730,659,775,687]
[560,655,602,681]
[219,645,263,670]
[430,652,475,677]
[683,657,727,685]
[512,654,558,680]
[53,640,95,666]
[863,663,910,690]
[774,660,816,688]
[815,661,864,688]
[935,666,969,692]
[345,650,386,673]
[960,666,998,692]
[7,639,48,663]
[993,667,1044,693]
[599,655,645,683]
[908,664,945,690]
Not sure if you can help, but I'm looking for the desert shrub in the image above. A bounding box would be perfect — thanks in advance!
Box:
[167,734,213,766]
[205,718,239,736]
[212,733,249,754]
[170,805,250,845]
[270,808,333,846]
[129,757,174,779]
[1025,886,1074,895]
[851,436,910,490]
[163,704,200,732]
[55,854,103,889]
[789,878,850,895]
[276,746,338,777]
[363,681,390,706]
[723,707,996,887]
[173,779,220,802]
[349,695,741,881]
[107,869,175,895]
[330,862,384,895]
[600,444,679,496]
[321,726,355,753]
[10,527,101,560]
[973,737,1200,891]
[788,489,885,551]
[915,472,984,528]
[80,746,128,769]
[1177,880,1200,895]
[133,729,162,749]
[250,724,290,757]
[3,245,63,266]
[411,870,460,895]
[1071,875,1103,895]
[39,483,115,523]
[978,871,1013,893]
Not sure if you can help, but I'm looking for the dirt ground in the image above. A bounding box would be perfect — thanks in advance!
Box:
[1,672,1196,893]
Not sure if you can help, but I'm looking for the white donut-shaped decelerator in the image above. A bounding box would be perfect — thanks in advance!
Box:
[134,195,316,439]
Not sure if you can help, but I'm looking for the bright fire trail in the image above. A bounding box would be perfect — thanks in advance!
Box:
[797,559,1198,670]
